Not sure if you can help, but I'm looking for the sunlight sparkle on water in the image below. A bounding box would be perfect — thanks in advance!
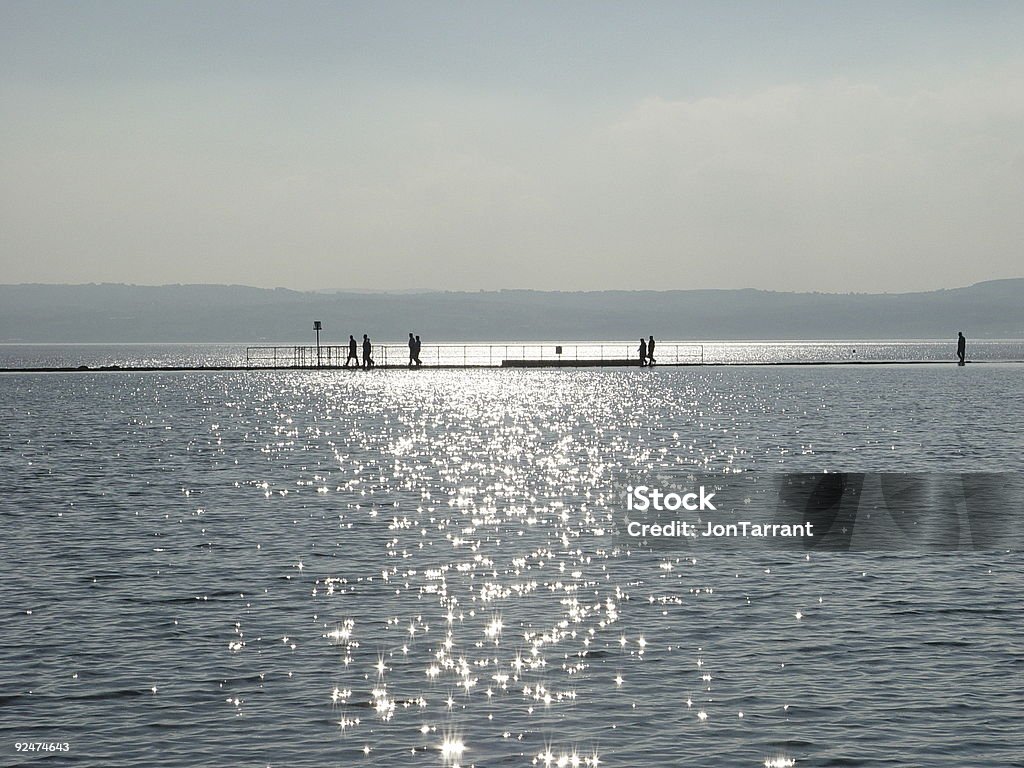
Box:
[439,734,466,765]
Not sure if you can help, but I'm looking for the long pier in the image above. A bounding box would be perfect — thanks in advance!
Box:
[2,360,1016,374]
[1,342,1018,373]
[0,361,1009,373]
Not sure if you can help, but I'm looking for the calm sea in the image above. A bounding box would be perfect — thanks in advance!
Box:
[1,347,1022,767]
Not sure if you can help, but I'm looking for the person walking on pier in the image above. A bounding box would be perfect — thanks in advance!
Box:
[957,331,966,366]
[638,337,648,366]
[647,335,656,366]
[408,333,417,368]
[346,335,358,367]
[413,335,423,367]
[362,334,374,369]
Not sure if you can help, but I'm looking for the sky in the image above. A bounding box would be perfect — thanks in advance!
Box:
[2,0,1023,293]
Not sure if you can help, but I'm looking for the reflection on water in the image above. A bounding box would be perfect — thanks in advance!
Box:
[0,368,1021,767]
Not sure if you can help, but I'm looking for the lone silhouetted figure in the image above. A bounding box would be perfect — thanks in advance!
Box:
[345,335,358,367]
[408,333,417,368]
[647,336,656,366]
[639,338,648,366]
[414,335,422,367]
[957,331,966,366]
[362,334,374,369]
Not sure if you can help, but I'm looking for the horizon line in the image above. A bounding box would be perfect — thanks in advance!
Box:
[2,276,1022,297]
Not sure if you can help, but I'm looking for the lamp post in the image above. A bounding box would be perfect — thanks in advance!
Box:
[313,320,322,367]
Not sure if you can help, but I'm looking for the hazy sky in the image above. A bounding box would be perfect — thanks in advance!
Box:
[2,1,1023,292]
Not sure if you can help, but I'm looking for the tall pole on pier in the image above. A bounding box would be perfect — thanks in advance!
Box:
[313,320,322,367]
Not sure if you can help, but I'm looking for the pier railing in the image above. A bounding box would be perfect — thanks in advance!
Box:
[245,343,704,368]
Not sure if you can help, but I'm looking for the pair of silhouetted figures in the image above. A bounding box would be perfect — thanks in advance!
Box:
[408,333,423,368]
[342,333,424,369]
[345,334,375,369]
[638,335,657,366]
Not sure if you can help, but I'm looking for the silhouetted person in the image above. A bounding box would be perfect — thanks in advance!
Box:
[638,338,648,366]
[647,335,656,366]
[957,331,966,366]
[414,335,422,367]
[408,333,416,368]
[362,334,374,369]
[345,335,358,367]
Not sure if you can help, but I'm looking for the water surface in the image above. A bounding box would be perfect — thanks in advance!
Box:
[1,365,1021,766]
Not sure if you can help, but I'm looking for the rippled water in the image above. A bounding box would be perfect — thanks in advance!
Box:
[2,367,1022,767]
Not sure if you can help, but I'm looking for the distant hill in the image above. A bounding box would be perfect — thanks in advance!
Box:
[0,280,1021,342]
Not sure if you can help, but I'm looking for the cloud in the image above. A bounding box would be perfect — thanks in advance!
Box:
[547,66,1024,290]
[2,63,1023,291]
